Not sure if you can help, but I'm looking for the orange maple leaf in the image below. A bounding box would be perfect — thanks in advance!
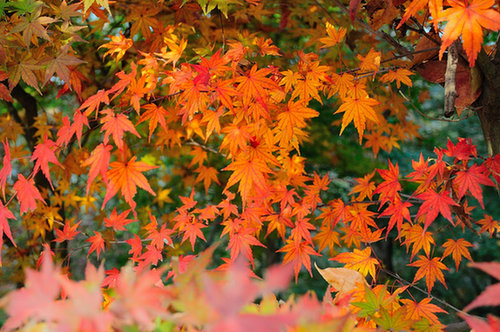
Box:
[401,298,447,324]
[228,227,265,268]
[137,103,170,142]
[331,247,379,279]
[102,156,159,211]
[438,0,500,66]
[99,31,133,61]
[223,155,272,203]
[335,96,379,143]
[319,22,346,48]
[442,238,474,270]
[278,239,320,281]
[402,223,435,260]
[349,171,376,201]
[408,255,448,292]
[380,69,414,88]
[235,64,278,107]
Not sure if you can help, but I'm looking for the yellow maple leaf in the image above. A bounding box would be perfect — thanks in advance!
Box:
[330,247,379,279]
[335,96,379,143]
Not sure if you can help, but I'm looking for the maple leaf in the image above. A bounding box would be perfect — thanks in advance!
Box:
[104,208,136,231]
[100,109,141,150]
[0,201,16,264]
[99,32,133,61]
[316,265,366,296]
[81,143,112,194]
[54,221,81,243]
[350,171,376,201]
[276,100,319,147]
[331,247,379,279]
[438,0,500,66]
[223,155,272,203]
[313,226,340,255]
[102,156,159,211]
[31,137,64,189]
[126,234,143,258]
[442,238,474,270]
[454,164,495,208]
[76,89,110,117]
[379,196,412,237]
[400,298,446,324]
[416,189,458,231]
[464,262,500,311]
[477,214,500,236]
[0,140,12,199]
[397,0,443,29]
[137,103,169,141]
[319,22,346,48]
[374,160,402,204]
[13,174,45,214]
[401,223,435,260]
[180,219,207,250]
[2,248,61,331]
[335,96,379,143]
[9,55,43,93]
[235,64,278,107]
[83,0,111,14]
[278,239,320,281]
[0,71,12,102]
[194,165,220,194]
[408,255,448,292]
[43,49,85,87]
[87,231,105,258]
[380,69,414,88]
[102,268,120,288]
[228,227,265,268]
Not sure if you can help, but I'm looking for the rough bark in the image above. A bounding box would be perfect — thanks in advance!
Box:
[475,49,500,156]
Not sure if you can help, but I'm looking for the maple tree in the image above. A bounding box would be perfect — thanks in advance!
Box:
[0,0,499,330]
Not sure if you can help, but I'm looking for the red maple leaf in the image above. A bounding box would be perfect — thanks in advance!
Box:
[0,140,12,199]
[416,189,458,231]
[31,137,64,189]
[100,109,140,150]
[54,221,81,243]
[0,202,16,265]
[464,262,500,311]
[454,164,495,208]
[13,174,45,214]
[104,208,135,231]
[81,143,112,194]
[87,231,105,258]
[374,160,402,204]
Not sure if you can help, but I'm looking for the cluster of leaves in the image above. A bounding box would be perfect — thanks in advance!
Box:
[0,0,499,330]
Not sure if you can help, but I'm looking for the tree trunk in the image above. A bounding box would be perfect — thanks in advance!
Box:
[475,50,500,156]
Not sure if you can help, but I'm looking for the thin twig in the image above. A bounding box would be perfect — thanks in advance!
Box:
[399,91,475,122]
[328,0,414,59]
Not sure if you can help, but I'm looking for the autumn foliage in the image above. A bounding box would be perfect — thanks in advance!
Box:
[0,0,500,331]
